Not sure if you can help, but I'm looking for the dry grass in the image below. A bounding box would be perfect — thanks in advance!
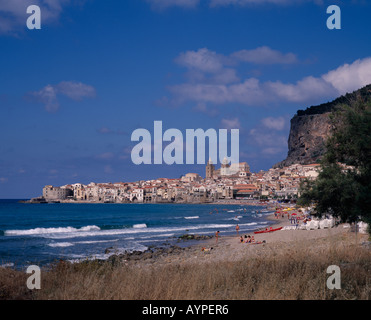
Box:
[1,237,370,300]
[0,267,31,300]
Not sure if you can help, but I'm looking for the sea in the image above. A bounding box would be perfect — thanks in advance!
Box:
[0,199,275,269]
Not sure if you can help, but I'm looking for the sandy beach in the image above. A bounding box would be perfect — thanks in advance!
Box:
[114,211,368,268]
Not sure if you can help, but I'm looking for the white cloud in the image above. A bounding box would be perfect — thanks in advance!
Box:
[146,0,200,10]
[176,48,239,85]
[30,84,59,112]
[265,76,336,103]
[267,58,371,103]
[210,68,240,84]
[146,0,323,10]
[231,46,298,65]
[0,0,72,35]
[28,81,96,112]
[170,46,302,108]
[55,81,96,101]
[168,54,371,107]
[220,117,241,129]
[322,57,371,94]
[176,47,297,71]
[261,116,286,130]
[169,78,268,106]
[176,48,225,73]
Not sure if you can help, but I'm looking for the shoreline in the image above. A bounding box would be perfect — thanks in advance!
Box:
[93,209,287,266]
[88,210,301,267]
[21,198,286,207]
[106,209,367,268]
[46,211,369,273]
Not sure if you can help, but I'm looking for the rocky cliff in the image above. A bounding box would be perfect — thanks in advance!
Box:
[274,84,371,168]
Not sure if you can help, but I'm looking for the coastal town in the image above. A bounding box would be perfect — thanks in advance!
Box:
[30,161,321,204]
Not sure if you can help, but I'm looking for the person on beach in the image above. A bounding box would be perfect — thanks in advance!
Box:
[245,235,251,243]
[236,224,240,235]
[290,214,296,224]
[215,230,220,244]
[239,236,244,243]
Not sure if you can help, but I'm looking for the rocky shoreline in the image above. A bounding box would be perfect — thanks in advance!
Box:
[98,234,214,266]
[106,245,191,265]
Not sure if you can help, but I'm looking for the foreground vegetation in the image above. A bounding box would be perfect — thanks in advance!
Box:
[1,234,370,300]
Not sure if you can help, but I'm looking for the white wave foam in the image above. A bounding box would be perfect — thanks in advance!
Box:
[48,239,120,248]
[76,239,119,245]
[10,221,260,240]
[1,262,14,268]
[5,225,100,236]
[80,226,101,232]
[133,224,147,229]
[43,223,236,239]
[48,242,74,248]
[226,216,243,221]
[236,222,258,228]
[226,217,238,221]
[184,216,199,219]
[67,244,148,263]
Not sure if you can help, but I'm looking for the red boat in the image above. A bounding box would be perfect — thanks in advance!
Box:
[254,227,283,234]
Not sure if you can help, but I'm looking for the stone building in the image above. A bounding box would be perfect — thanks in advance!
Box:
[182,173,202,183]
[43,185,73,201]
[205,158,215,179]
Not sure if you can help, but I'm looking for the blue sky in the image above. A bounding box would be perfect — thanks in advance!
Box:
[1,0,371,198]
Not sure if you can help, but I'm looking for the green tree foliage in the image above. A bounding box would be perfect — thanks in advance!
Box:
[298,100,371,228]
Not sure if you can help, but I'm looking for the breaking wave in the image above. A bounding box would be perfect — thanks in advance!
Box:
[4,221,265,240]
[133,224,147,228]
[5,225,100,236]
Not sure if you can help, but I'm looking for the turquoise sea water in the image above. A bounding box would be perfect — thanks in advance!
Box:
[0,200,274,269]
